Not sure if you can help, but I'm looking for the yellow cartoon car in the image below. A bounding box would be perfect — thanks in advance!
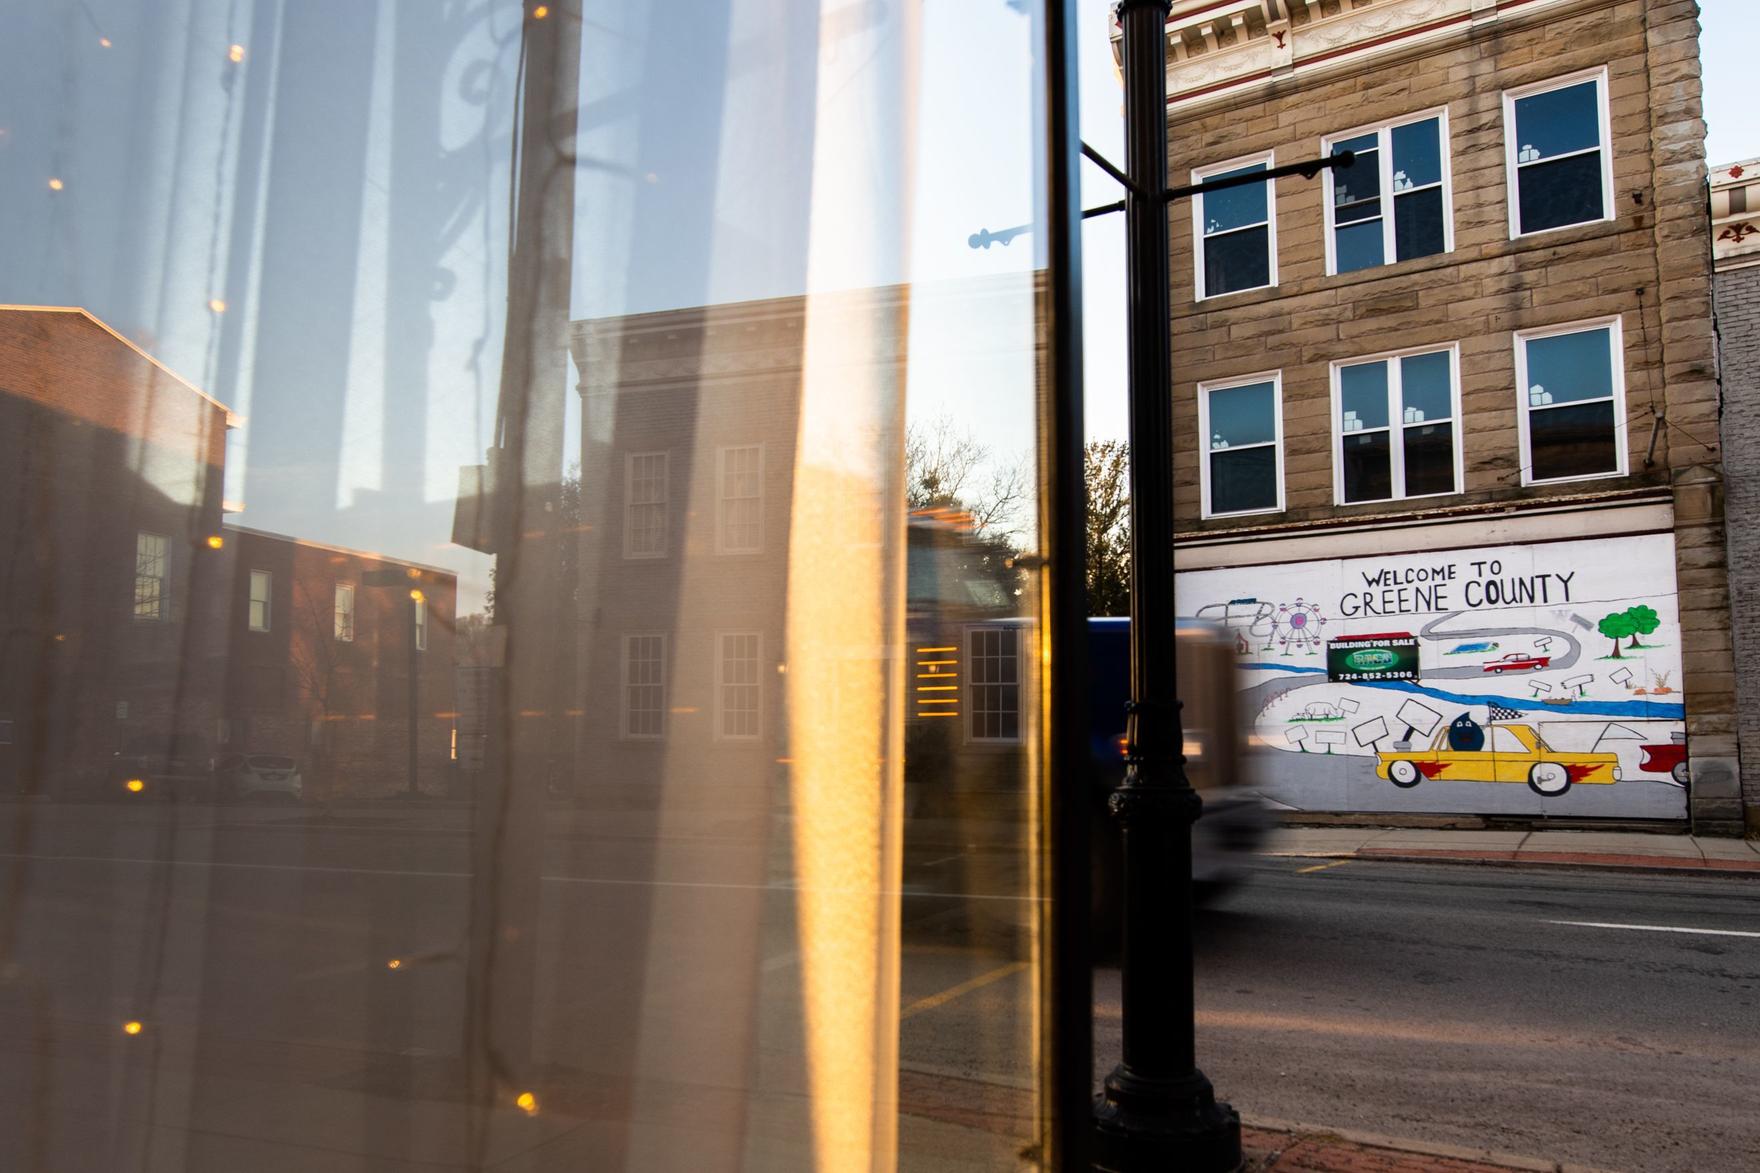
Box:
[1376,723,1620,797]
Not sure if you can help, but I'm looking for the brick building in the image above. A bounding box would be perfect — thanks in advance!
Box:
[1710,158,1760,832]
[0,306,232,796]
[219,525,458,799]
[1127,0,1738,831]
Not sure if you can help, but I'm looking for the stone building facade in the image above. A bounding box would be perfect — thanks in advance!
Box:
[1128,0,1740,830]
[1710,158,1760,832]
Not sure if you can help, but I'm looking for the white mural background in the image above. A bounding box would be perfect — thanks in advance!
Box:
[1176,533,1690,819]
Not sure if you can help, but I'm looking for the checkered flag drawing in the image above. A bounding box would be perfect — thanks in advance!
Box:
[1488,702,1522,722]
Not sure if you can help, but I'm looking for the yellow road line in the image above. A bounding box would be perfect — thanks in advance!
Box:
[1294,860,1350,874]
[900,961,1029,1021]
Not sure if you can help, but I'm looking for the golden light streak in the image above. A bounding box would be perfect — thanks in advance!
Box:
[515,1090,538,1114]
[205,534,225,549]
[531,4,549,17]
[914,646,955,653]
[122,1020,142,1035]
[125,779,145,793]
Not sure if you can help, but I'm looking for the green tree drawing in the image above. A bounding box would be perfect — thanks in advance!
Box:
[1624,603,1660,650]
[1597,610,1636,659]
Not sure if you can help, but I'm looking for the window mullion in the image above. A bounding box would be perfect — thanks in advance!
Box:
[1388,359,1406,498]
[1379,128,1397,262]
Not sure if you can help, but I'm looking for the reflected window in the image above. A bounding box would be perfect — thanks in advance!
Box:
[248,570,272,632]
[1517,320,1625,483]
[133,532,167,620]
[334,583,355,642]
[1193,154,1274,298]
[1334,346,1460,503]
[413,594,428,652]
[624,451,669,559]
[717,444,763,554]
[967,625,1021,743]
[716,632,761,740]
[1324,113,1449,274]
[622,634,666,740]
[1505,71,1611,236]
[1200,375,1283,517]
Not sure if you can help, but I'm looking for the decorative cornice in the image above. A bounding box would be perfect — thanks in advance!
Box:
[1711,159,1760,272]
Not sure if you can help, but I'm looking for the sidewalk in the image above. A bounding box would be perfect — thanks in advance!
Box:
[1242,1119,1610,1172]
[1266,824,1760,875]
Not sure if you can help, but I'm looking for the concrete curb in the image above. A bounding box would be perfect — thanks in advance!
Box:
[1266,847,1760,878]
[1243,1114,1615,1173]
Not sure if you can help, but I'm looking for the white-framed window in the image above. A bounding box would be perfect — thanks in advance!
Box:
[621,634,666,739]
[717,443,763,554]
[624,451,668,559]
[248,570,272,632]
[1323,110,1451,275]
[1198,373,1283,518]
[1503,67,1613,238]
[133,531,168,620]
[413,593,428,651]
[1515,317,1626,485]
[334,583,355,642]
[1332,345,1462,505]
[966,625,1022,743]
[715,632,762,740]
[1192,151,1276,299]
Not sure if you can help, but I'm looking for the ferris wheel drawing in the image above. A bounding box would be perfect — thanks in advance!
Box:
[1273,599,1327,656]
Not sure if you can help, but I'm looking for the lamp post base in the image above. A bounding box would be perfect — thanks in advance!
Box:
[1093,1065,1242,1173]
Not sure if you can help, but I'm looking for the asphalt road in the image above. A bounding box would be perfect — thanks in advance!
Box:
[1096,857,1760,1173]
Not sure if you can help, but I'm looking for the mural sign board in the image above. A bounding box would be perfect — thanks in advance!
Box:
[1327,634,1419,683]
[1179,533,1688,820]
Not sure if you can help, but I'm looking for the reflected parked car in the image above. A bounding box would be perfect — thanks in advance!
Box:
[212,754,304,802]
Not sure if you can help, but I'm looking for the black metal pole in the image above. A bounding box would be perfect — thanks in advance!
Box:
[1092,2,1241,1169]
[408,591,420,796]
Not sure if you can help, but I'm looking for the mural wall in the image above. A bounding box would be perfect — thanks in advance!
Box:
[1176,533,1689,819]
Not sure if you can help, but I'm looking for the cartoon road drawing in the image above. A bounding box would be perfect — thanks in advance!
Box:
[1377,719,1620,797]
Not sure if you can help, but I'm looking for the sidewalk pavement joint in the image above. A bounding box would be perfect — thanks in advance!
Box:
[1267,824,1760,877]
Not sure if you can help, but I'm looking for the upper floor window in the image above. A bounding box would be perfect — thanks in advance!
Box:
[133,532,168,620]
[624,451,668,559]
[621,634,666,739]
[334,583,355,642]
[413,593,429,651]
[1333,346,1461,504]
[1515,318,1626,485]
[717,444,764,554]
[1504,69,1612,237]
[967,625,1021,743]
[1324,112,1450,274]
[1192,154,1275,299]
[1199,374,1283,518]
[716,632,762,740]
[248,570,272,632]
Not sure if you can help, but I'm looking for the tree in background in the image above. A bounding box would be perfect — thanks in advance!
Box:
[1597,609,1637,659]
[1084,439,1130,617]
[905,415,1027,544]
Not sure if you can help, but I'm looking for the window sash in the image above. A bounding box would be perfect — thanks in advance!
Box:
[1515,321,1624,485]
[622,635,666,739]
[1325,114,1449,274]
[1334,349,1459,504]
[967,626,1021,743]
[624,452,668,559]
[413,595,428,651]
[334,584,355,642]
[133,532,168,620]
[717,633,762,740]
[248,571,272,632]
[1193,156,1274,299]
[1199,376,1283,517]
[1504,72,1611,238]
[717,445,763,553]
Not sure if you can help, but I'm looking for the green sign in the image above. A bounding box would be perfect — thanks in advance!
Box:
[1326,635,1419,683]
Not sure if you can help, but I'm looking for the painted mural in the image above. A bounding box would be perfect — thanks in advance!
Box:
[1176,533,1689,819]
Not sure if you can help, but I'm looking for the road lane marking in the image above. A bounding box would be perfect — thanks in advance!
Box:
[900,961,1028,1021]
[1543,919,1760,939]
[1294,860,1350,874]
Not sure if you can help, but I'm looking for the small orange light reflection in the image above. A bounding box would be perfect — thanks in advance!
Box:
[409,588,424,602]
[386,958,402,970]
[122,1020,142,1035]
[48,177,65,191]
[515,1090,538,1114]
[205,534,225,550]
[227,43,246,63]
[208,298,227,313]
[125,779,145,793]
[531,4,549,18]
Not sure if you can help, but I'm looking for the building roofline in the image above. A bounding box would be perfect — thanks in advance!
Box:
[221,523,459,580]
[0,304,239,426]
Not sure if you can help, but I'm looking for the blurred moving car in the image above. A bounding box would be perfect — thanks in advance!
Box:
[212,753,304,802]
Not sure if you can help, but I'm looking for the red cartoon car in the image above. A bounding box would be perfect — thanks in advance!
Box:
[1482,653,1551,674]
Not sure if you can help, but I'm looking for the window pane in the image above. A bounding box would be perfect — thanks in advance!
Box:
[1208,381,1277,447]
[1342,431,1393,502]
[1331,146,1381,212]
[1339,362,1390,430]
[1518,151,1604,232]
[1393,186,1446,261]
[1524,327,1614,405]
[1529,401,1619,480]
[1391,118,1443,189]
[1335,220,1384,273]
[1210,446,1278,514]
[1514,81,1600,159]
[1202,225,1270,295]
[1403,424,1456,496]
[1400,351,1452,421]
[1200,164,1268,233]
